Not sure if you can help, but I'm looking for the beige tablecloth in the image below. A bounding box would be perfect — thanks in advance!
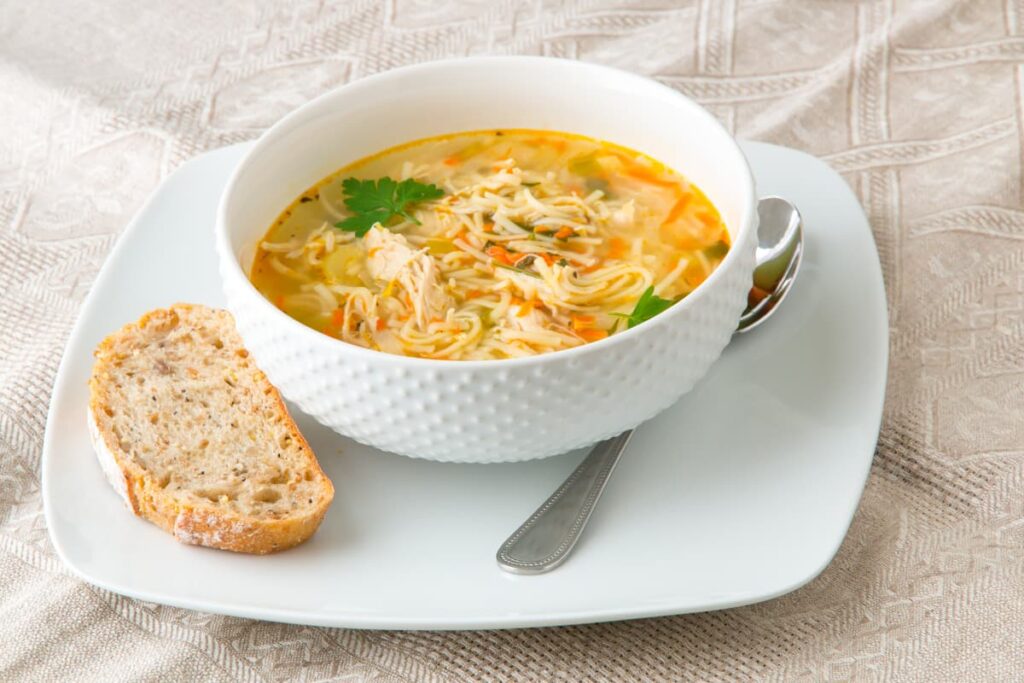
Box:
[3,1,1023,680]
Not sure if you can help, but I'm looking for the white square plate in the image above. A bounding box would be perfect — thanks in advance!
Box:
[42,141,887,630]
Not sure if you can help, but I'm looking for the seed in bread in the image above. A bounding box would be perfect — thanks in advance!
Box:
[87,303,334,554]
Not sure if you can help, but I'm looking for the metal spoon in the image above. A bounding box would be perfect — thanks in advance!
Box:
[496,196,804,574]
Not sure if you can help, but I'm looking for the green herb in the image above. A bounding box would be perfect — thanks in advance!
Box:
[528,227,561,242]
[334,177,444,237]
[702,240,730,260]
[611,286,677,328]
[557,258,569,267]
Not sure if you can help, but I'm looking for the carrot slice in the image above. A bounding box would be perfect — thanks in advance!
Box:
[607,236,629,259]
[662,194,692,225]
[623,163,679,188]
[571,315,595,330]
[577,328,609,342]
[485,245,516,266]
[517,300,538,317]
[697,211,720,229]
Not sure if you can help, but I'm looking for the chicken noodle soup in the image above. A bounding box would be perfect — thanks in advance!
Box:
[250,130,729,360]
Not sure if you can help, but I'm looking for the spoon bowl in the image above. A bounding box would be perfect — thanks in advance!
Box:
[738,197,803,332]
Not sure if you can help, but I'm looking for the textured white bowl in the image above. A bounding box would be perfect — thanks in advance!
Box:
[216,57,757,463]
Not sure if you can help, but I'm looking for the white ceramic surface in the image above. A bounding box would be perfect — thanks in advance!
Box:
[43,140,887,630]
[216,57,758,463]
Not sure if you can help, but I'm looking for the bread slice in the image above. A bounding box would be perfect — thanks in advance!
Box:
[88,303,334,554]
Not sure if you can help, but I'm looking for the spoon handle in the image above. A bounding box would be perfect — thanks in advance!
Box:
[496,430,633,574]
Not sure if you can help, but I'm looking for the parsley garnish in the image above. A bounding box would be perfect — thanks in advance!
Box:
[612,286,677,328]
[334,177,444,237]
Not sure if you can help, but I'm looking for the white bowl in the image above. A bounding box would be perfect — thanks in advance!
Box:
[216,56,758,463]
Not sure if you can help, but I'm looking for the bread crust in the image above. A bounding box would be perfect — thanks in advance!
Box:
[88,303,334,554]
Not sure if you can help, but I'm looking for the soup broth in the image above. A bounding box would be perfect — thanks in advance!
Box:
[250,130,729,360]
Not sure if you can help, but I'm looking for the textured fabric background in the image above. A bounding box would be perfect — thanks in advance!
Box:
[2,0,1023,680]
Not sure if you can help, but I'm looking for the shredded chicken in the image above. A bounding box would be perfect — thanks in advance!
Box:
[497,302,579,350]
[364,227,453,330]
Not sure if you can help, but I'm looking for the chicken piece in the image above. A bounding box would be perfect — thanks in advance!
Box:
[497,300,582,352]
[611,199,635,228]
[502,300,556,335]
[364,227,452,330]
[479,160,522,192]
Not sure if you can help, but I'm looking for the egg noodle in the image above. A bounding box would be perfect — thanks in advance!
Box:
[251,130,729,360]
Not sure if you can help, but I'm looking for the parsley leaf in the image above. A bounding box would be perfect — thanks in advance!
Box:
[334,177,444,237]
[612,286,677,328]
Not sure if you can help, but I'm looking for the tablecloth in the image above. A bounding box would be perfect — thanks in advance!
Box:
[2,0,1023,680]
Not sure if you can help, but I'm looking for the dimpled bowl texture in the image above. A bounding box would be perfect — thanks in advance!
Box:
[216,57,758,463]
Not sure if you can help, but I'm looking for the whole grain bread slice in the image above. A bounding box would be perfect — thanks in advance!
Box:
[88,303,334,554]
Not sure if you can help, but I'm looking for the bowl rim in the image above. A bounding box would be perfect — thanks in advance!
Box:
[215,55,757,369]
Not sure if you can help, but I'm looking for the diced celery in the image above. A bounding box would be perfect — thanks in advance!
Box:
[321,244,364,285]
[426,238,457,255]
[702,240,729,260]
[568,152,602,177]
